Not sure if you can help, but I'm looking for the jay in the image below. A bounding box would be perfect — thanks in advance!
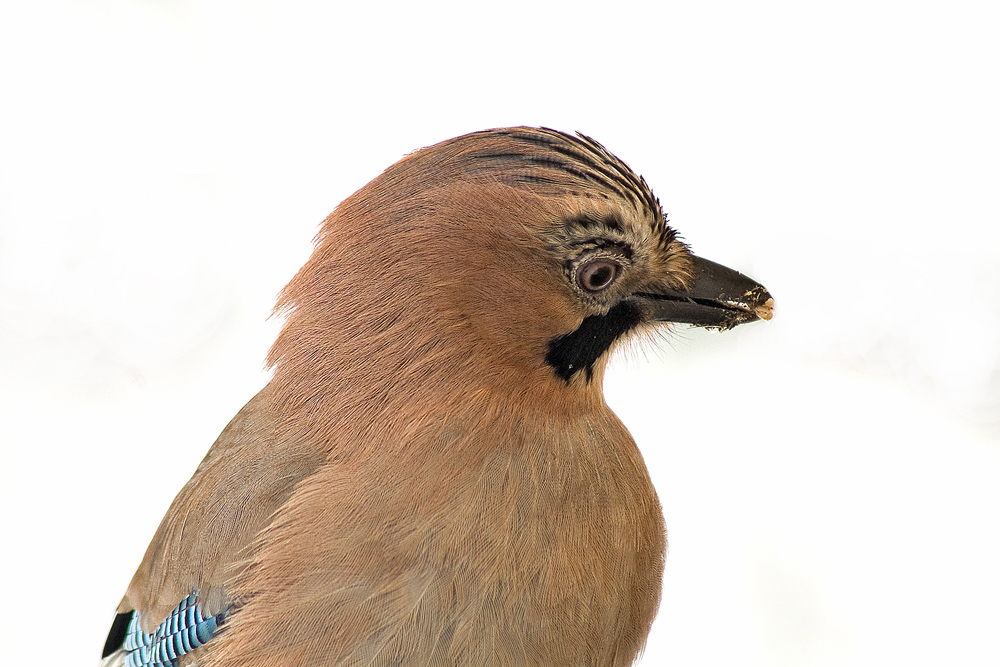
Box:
[101,127,773,667]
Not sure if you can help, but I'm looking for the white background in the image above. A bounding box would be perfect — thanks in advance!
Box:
[1,1,998,665]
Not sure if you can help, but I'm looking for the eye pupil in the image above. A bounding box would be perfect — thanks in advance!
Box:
[577,259,621,292]
[590,266,611,286]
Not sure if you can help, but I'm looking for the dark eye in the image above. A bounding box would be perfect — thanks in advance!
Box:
[576,258,622,292]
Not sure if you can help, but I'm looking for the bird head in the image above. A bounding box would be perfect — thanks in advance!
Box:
[268,128,773,413]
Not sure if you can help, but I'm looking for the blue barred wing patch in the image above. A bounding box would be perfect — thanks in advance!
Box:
[122,592,228,667]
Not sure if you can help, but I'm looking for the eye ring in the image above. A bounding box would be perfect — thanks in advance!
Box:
[576,257,622,293]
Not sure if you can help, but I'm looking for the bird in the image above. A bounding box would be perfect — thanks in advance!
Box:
[100,127,773,667]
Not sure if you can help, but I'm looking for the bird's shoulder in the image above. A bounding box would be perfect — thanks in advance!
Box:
[118,385,327,630]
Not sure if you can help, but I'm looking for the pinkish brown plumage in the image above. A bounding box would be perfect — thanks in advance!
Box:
[102,127,772,667]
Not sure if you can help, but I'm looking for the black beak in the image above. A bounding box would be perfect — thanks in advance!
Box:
[633,255,774,331]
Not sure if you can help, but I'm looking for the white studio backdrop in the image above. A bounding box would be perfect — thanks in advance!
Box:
[1,1,998,665]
